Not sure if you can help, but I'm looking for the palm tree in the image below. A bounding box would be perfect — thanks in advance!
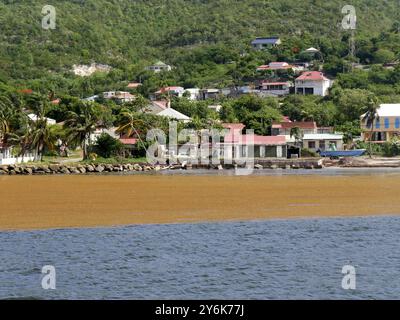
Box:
[64,102,104,160]
[116,110,149,154]
[116,110,146,137]
[290,126,302,147]
[0,95,18,145]
[28,100,56,161]
[361,96,380,158]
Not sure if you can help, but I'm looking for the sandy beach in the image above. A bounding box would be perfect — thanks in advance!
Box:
[1,173,400,231]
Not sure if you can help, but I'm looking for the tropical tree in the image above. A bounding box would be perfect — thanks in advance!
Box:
[116,110,146,139]
[28,100,57,161]
[361,96,380,158]
[0,95,20,145]
[290,126,302,148]
[64,102,105,160]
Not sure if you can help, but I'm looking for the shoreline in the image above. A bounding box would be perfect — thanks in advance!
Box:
[1,174,400,231]
[2,157,400,177]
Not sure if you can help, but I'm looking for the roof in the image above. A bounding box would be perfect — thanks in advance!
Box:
[127,82,142,88]
[296,71,329,81]
[303,134,343,140]
[257,62,293,70]
[114,92,135,100]
[272,121,317,130]
[153,61,169,66]
[252,37,280,45]
[156,86,184,94]
[261,82,290,86]
[222,123,246,131]
[224,134,286,145]
[305,47,320,53]
[152,100,168,110]
[371,104,400,117]
[28,114,56,124]
[157,108,191,121]
[119,138,138,145]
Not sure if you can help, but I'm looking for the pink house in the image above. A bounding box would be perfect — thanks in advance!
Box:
[222,123,287,158]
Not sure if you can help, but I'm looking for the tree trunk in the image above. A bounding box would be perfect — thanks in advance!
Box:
[369,126,374,159]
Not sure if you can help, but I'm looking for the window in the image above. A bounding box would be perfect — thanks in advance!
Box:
[396,118,400,129]
[375,120,381,129]
[385,118,390,129]
[319,140,326,150]
[308,141,316,149]
[329,141,337,150]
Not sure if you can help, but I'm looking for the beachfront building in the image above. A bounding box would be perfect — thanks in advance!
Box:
[302,134,344,152]
[361,104,400,143]
[295,71,332,97]
[251,37,281,50]
[222,123,287,159]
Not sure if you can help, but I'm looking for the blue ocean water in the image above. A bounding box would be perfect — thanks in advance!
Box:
[0,216,399,300]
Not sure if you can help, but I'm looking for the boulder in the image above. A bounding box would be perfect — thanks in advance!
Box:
[60,167,70,174]
[105,164,114,172]
[95,165,105,173]
[86,165,95,172]
[69,167,81,174]
[254,164,263,170]
[24,167,33,175]
[49,164,60,172]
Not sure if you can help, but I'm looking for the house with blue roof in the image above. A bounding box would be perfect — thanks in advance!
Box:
[251,37,281,50]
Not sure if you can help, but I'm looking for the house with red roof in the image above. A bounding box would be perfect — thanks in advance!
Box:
[260,81,293,96]
[222,123,287,158]
[271,121,318,137]
[153,86,185,100]
[256,62,301,73]
[295,71,332,96]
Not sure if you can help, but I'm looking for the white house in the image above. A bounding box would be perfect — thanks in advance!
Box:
[251,37,281,50]
[302,134,344,152]
[102,91,136,103]
[295,71,332,97]
[260,81,292,96]
[146,61,172,73]
[156,108,191,123]
[208,105,222,112]
[184,88,201,100]
[154,86,185,99]
[28,114,56,125]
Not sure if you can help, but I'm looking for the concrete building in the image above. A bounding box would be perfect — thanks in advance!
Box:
[361,104,400,143]
[295,71,332,97]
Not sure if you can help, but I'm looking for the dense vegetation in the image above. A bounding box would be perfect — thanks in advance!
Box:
[1,1,400,160]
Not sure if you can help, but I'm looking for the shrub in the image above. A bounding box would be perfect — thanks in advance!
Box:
[382,138,400,157]
[93,133,126,158]
[301,148,319,158]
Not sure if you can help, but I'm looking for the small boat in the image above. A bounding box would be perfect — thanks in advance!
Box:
[318,149,366,158]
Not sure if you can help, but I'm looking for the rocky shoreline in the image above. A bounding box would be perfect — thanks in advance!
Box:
[0,159,325,175]
[2,158,400,175]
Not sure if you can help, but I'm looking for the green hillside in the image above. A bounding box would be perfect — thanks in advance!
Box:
[0,0,400,93]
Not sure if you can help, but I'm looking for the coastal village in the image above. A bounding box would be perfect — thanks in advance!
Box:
[1,36,400,171]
